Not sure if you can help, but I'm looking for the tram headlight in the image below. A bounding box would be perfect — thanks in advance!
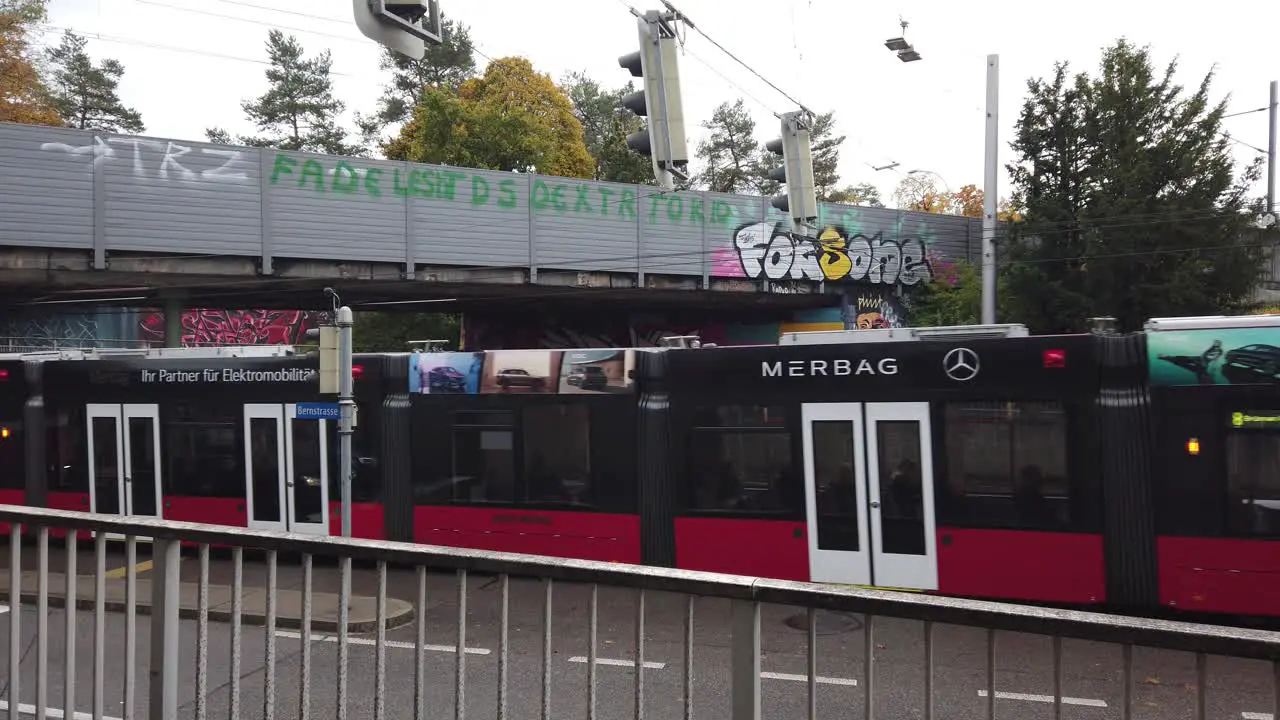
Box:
[1187,437,1201,455]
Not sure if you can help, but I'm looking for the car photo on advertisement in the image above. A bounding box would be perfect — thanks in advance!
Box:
[1224,343,1280,378]
[496,368,546,391]
[427,365,467,393]
[565,365,608,391]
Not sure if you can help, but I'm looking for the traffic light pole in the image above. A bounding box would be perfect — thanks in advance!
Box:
[336,305,355,539]
[647,13,676,192]
[981,54,999,325]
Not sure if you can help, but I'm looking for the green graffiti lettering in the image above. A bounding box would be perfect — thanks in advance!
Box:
[409,170,432,198]
[299,159,325,191]
[497,179,517,208]
[620,190,637,219]
[531,179,551,210]
[666,196,684,221]
[574,185,592,214]
[269,154,297,184]
[471,176,490,205]
[393,168,410,197]
[441,170,465,200]
[711,200,733,224]
[332,161,359,194]
[647,196,661,222]
[364,168,383,196]
[690,198,705,223]
[551,184,567,212]
[599,187,615,216]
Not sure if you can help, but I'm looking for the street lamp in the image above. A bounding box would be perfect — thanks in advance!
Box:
[884,20,921,63]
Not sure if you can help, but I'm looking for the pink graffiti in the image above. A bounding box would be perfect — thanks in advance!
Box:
[711,247,746,278]
[139,309,321,347]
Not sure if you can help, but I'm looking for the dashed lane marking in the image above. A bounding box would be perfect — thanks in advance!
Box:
[762,671,858,686]
[274,630,491,655]
[568,656,666,669]
[978,690,1108,707]
[1241,713,1272,720]
[0,700,122,720]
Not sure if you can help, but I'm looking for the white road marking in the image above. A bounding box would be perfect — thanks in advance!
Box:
[978,690,1108,707]
[0,604,8,614]
[274,630,491,655]
[568,656,666,669]
[761,671,858,686]
[0,700,122,720]
[1242,713,1273,720]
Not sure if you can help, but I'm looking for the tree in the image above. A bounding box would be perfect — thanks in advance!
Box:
[355,15,477,151]
[560,71,654,185]
[43,30,144,133]
[808,111,846,201]
[352,312,460,352]
[893,173,948,213]
[827,182,885,207]
[386,57,594,178]
[1001,39,1267,332]
[206,30,359,155]
[0,0,60,127]
[695,99,765,194]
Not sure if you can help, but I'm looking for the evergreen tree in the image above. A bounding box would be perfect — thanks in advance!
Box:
[561,71,654,185]
[0,0,60,126]
[43,29,142,132]
[355,15,477,151]
[207,30,358,155]
[695,99,764,194]
[808,111,846,201]
[1002,39,1266,332]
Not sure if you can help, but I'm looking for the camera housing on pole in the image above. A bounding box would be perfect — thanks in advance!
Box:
[353,0,442,60]
[617,9,689,190]
[764,111,819,232]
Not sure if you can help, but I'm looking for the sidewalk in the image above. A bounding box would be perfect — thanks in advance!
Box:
[0,571,414,633]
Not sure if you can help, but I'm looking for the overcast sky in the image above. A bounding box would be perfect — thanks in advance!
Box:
[34,0,1279,208]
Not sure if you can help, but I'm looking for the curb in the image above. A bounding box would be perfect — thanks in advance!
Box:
[0,589,416,634]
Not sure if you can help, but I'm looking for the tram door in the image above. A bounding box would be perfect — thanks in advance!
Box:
[800,402,938,590]
[243,404,330,535]
[86,404,163,524]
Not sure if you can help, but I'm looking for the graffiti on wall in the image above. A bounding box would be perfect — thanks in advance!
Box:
[843,289,906,329]
[0,313,109,351]
[40,137,251,182]
[718,221,933,285]
[138,309,322,347]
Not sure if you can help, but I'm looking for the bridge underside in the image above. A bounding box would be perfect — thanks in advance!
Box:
[0,249,836,314]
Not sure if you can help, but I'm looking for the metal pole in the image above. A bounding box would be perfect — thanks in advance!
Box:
[1268,79,1276,214]
[648,10,675,192]
[336,306,354,539]
[981,54,999,325]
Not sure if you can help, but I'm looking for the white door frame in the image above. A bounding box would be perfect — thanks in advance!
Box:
[244,403,288,532]
[284,403,330,536]
[864,401,938,591]
[801,401,938,590]
[121,404,163,521]
[801,402,871,585]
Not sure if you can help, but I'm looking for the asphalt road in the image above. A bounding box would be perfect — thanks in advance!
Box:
[0,548,1276,720]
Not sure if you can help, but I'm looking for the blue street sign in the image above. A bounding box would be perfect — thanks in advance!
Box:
[295,402,341,420]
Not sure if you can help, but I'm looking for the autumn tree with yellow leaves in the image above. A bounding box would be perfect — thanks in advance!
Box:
[386,57,594,179]
[0,0,61,127]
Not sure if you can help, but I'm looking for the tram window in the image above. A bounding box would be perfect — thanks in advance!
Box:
[326,415,382,503]
[687,405,793,513]
[941,401,1070,530]
[1225,432,1280,538]
[0,421,23,490]
[47,410,88,493]
[448,411,515,503]
[166,404,241,498]
[522,404,591,507]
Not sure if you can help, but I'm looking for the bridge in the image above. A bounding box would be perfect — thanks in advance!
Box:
[0,122,982,346]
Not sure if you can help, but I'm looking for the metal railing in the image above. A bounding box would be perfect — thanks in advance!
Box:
[0,504,1278,720]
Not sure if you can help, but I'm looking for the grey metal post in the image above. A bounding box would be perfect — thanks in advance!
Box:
[1268,79,1276,214]
[729,599,760,720]
[163,296,182,348]
[148,538,181,720]
[647,10,675,192]
[981,54,999,324]
[337,305,355,538]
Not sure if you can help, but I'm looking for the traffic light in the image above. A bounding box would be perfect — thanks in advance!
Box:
[353,0,442,60]
[764,111,818,228]
[618,9,689,189]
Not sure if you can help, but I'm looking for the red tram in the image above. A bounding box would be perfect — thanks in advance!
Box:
[0,315,1276,620]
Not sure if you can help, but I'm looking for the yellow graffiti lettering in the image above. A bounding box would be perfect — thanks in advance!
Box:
[818,226,851,280]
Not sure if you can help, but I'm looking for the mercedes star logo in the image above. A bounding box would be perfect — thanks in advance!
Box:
[943,347,980,382]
